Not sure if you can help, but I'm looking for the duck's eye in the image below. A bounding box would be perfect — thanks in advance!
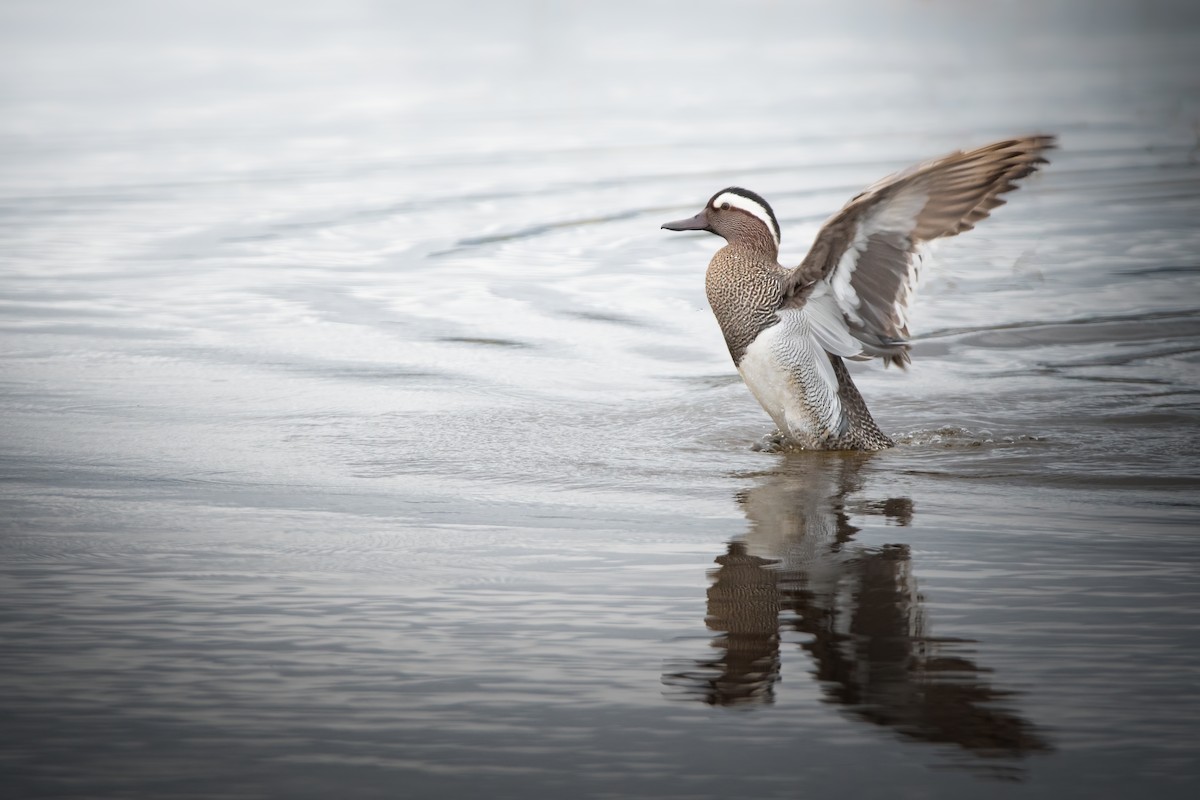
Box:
[720,202,730,210]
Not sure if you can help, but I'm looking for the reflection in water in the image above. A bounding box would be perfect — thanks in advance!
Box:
[665,454,1051,774]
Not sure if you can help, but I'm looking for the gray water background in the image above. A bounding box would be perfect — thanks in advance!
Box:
[2,1,1199,798]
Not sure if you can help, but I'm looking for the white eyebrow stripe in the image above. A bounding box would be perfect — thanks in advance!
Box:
[712,191,780,247]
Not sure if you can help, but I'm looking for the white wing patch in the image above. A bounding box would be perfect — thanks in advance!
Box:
[892,243,932,334]
[711,191,780,248]
[805,283,865,359]
[830,189,927,326]
[831,234,866,324]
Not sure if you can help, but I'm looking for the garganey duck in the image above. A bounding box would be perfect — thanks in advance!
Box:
[662,135,1055,450]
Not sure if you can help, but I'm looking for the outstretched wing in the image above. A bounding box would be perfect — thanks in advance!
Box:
[782,135,1055,367]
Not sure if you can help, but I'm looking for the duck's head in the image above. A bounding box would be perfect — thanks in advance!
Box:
[661,187,781,251]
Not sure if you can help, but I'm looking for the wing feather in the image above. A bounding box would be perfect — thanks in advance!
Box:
[783,135,1055,367]
[803,288,865,360]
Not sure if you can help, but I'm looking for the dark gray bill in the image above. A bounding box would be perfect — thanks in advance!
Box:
[661,210,711,232]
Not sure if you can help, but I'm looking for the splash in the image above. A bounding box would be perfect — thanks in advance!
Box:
[893,426,1047,448]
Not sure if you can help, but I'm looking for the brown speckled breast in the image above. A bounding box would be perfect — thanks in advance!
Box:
[704,244,786,365]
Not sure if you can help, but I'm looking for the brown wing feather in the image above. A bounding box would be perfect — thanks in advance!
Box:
[782,135,1055,367]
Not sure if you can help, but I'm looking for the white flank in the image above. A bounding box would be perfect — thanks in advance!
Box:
[736,308,845,441]
[711,191,780,247]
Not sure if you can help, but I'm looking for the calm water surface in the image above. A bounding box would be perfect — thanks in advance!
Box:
[2,1,1199,798]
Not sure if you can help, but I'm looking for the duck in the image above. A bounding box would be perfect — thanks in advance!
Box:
[662,135,1055,451]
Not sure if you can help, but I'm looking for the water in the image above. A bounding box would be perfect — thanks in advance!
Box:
[2,1,1199,797]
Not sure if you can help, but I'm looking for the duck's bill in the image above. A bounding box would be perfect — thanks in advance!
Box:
[661,210,711,232]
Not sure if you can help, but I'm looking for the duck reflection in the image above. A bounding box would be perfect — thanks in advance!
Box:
[664,453,1050,769]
